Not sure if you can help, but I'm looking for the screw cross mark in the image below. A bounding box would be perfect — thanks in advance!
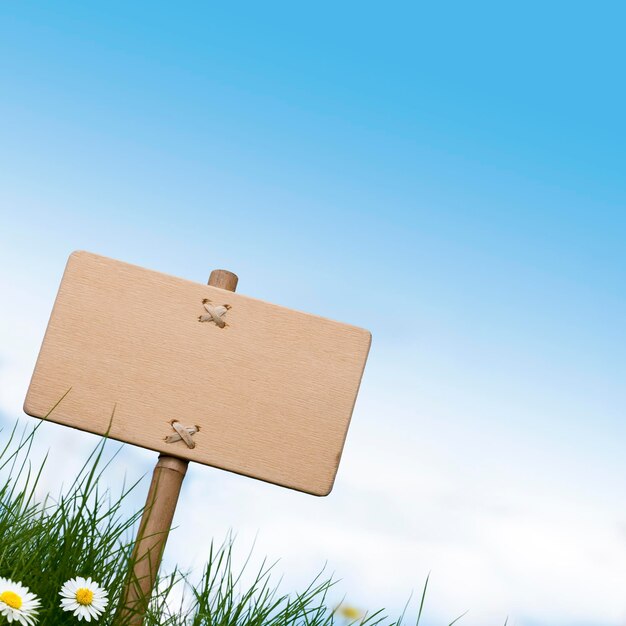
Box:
[198,299,231,328]
[165,421,199,449]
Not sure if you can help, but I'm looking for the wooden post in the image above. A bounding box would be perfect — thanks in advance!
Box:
[119,269,238,625]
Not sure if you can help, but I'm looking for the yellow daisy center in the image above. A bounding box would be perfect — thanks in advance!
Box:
[339,606,362,620]
[0,590,22,610]
[75,588,94,606]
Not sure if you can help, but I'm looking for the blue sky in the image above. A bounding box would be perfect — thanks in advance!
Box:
[1,3,625,625]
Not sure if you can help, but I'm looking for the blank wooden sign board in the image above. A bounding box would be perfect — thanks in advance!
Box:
[24,251,371,496]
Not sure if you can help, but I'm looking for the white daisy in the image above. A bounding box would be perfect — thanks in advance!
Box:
[0,577,41,626]
[59,577,108,622]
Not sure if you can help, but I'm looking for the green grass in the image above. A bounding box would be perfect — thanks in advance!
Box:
[0,420,491,626]
[0,421,390,626]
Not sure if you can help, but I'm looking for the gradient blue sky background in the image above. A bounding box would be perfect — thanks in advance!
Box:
[1,3,625,625]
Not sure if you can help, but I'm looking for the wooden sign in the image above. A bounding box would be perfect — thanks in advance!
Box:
[24,251,371,496]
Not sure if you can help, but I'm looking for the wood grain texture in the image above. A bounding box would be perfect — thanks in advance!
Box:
[24,251,371,495]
